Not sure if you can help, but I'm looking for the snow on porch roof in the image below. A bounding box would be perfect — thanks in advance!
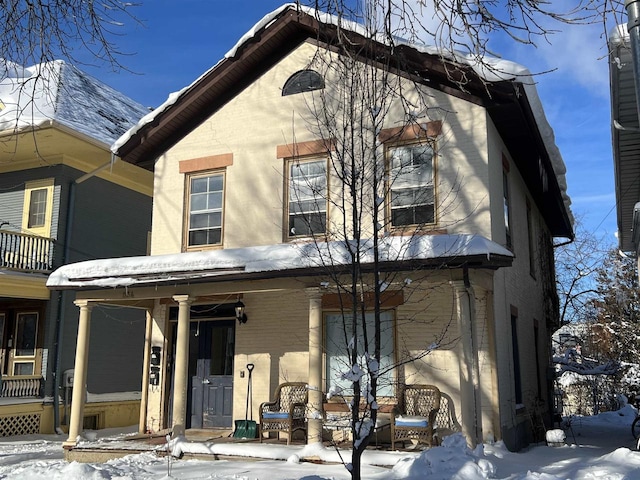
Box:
[46,234,513,290]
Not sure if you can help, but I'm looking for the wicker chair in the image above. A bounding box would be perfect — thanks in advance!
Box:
[391,384,441,449]
[259,382,308,444]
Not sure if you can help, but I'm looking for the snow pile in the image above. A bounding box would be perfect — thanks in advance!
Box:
[545,429,566,445]
[392,433,495,479]
[0,59,149,146]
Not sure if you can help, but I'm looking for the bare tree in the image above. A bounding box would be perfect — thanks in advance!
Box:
[283,7,478,479]
[309,0,624,88]
[0,0,139,76]
[555,218,610,326]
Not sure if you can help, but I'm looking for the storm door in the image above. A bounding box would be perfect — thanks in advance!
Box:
[189,319,235,428]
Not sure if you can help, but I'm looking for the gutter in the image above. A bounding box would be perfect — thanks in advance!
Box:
[626,0,640,132]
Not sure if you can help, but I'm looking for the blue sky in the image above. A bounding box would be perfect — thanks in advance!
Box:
[83,1,617,243]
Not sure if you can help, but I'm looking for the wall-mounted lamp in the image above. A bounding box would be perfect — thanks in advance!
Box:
[235,299,248,324]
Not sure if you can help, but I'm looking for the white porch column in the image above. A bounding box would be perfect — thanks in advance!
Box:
[64,300,93,448]
[171,295,192,436]
[139,309,153,434]
[451,280,483,448]
[306,288,323,444]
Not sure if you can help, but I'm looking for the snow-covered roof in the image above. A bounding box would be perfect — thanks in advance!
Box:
[112,3,572,226]
[47,234,513,289]
[0,60,149,146]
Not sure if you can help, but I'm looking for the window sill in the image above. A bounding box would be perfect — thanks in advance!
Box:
[183,244,224,252]
[387,227,447,236]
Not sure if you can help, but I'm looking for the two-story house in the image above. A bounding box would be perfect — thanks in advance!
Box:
[48,4,573,452]
[0,60,153,435]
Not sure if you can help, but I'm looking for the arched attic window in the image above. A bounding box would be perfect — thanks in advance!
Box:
[282,69,325,96]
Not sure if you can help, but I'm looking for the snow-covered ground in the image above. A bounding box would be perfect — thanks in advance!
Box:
[0,407,639,479]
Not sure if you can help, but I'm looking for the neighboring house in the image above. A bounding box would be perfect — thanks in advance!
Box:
[610,13,640,267]
[48,5,573,452]
[0,60,153,435]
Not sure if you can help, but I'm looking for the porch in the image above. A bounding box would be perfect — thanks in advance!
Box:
[0,229,55,273]
[63,426,427,464]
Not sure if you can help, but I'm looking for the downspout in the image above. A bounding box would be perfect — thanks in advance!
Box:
[624,0,640,283]
[52,180,76,434]
[52,154,121,432]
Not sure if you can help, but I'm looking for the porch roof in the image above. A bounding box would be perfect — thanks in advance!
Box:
[46,234,512,290]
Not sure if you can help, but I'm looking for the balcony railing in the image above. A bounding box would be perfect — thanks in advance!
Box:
[0,230,54,273]
[0,375,44,398]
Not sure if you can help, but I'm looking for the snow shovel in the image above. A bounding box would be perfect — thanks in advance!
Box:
[233,363,257,438]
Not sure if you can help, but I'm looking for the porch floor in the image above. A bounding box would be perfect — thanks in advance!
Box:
[64,428,416,464]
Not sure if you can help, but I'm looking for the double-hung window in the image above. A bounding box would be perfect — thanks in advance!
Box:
[325,311,395,397]
[187,172,224,247]
[22,179,54,238]
[388,142,435,227]
[287,158,327,238]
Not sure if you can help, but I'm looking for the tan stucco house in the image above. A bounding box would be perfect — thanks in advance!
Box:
[47,5,573,452]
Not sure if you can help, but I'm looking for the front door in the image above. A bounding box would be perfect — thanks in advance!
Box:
[0,305,44,377]
[189,320,235,428]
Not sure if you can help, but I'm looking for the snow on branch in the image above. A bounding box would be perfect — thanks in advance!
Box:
[554,348,620,376]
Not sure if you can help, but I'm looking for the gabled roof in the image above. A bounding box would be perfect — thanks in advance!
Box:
[609,27,640,252]
[112,3,573,238]
[0,60,149,147]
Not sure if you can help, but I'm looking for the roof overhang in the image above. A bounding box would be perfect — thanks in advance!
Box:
[47,234,513,291]
[610,30,640,253]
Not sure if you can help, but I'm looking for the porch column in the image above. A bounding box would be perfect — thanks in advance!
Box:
[306,288,323,444]
[171,294,192,437]
[64,300,93,448]
[139,308,153,434]
[451,280,483,448]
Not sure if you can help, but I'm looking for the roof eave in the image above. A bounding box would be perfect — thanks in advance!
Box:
[48,252,513,291]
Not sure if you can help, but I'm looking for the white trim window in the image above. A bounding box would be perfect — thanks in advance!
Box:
[287,158,327,238]
[325,311,395,397]
[187,172,225,247]
[388,143,435,227]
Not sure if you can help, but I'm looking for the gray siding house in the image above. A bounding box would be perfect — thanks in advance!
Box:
[0,60,153,435]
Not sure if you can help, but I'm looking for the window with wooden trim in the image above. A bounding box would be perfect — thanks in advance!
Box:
[503,170,512,249]
[287,158,327,238]
[13,312,37,376]
[510,312,523,405]
[325,310,395,397]
[186,172,225,247]
[282,69,325,96]
[387,142,435,227]
[22,179,54,238]
[527,200,536,278]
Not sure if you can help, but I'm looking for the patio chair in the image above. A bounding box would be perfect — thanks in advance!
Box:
[259,382,308,444]
[433,391,462,444]
[391,384,441,449]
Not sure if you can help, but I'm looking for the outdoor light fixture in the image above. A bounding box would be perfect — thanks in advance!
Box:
[235,299,247,324]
